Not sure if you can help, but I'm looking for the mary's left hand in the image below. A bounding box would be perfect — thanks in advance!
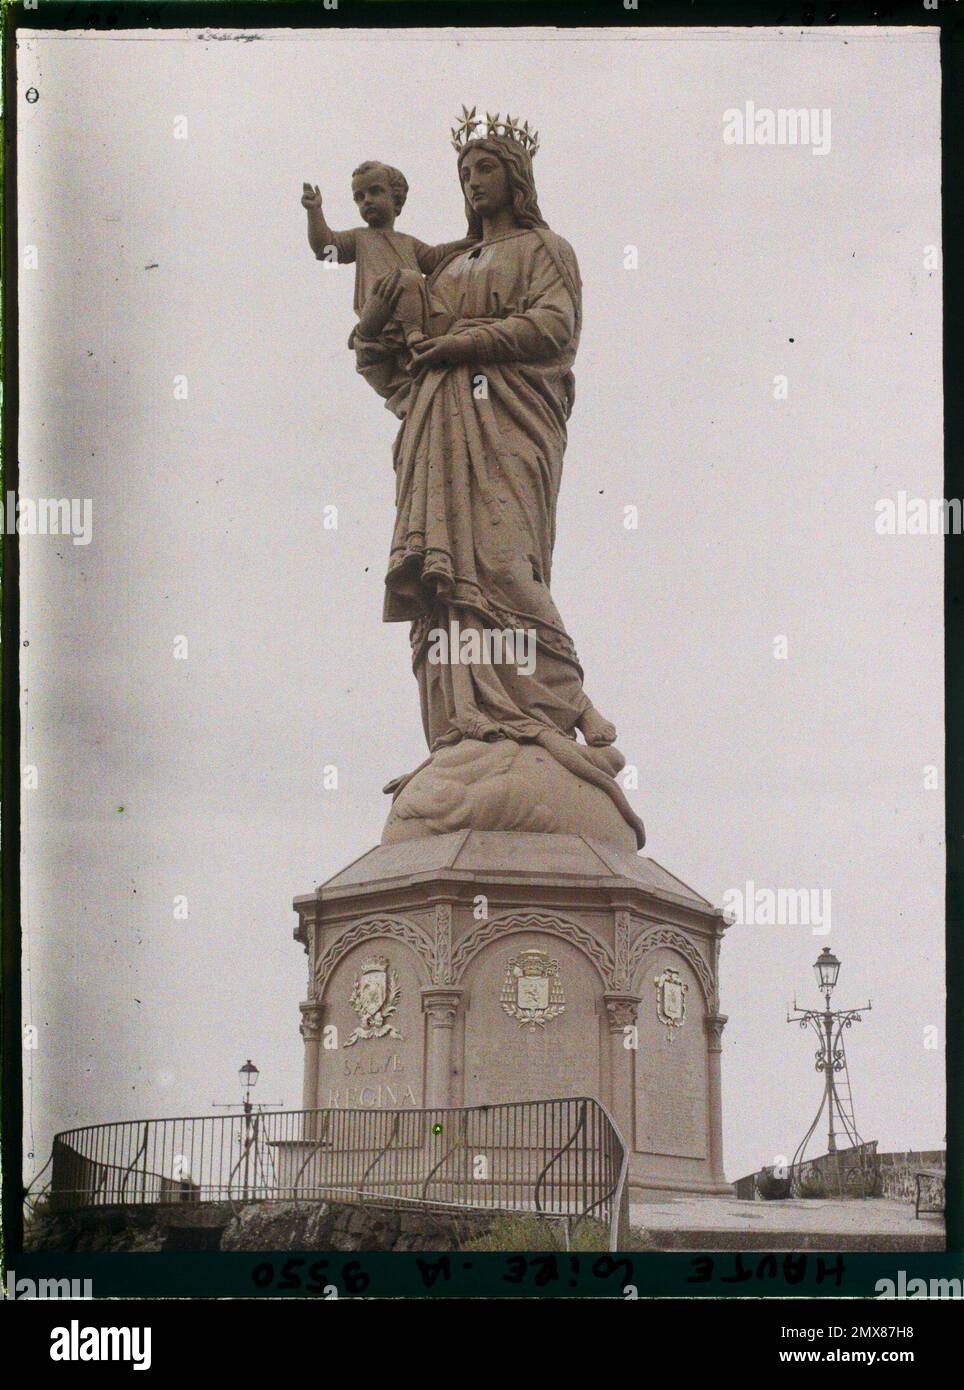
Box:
[409,334,475,373]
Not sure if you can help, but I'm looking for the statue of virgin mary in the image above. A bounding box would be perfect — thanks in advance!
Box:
[352,113,645,850]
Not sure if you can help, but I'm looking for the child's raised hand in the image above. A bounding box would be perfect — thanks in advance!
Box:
[301,183,323,210]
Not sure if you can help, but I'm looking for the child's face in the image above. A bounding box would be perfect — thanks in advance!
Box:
[352,170,397,228]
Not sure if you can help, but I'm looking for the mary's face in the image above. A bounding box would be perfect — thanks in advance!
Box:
[460,147,511,218]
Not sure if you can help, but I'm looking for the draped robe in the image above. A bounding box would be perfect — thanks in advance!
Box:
[366,226,597,752]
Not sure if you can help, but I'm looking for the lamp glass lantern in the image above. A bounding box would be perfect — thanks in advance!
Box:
[239,1059,259,1096]
[813,948,841,996]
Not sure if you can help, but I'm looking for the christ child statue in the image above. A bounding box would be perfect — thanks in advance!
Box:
[301,161,472,355]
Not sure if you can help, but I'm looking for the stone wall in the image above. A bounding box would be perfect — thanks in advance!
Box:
[734,1148,946,1203]
[632,947,708,1166]
[877,1150,945,1202]
[461,931,602,1107]
[796,1142,880,1196]
[25,1200,504,1254]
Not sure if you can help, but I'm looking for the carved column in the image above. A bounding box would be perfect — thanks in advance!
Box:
[421,988,464,1109]
[704,1013,728,1182]
[612,910,632,991]
[299,1000,325,1113]
[433,904,453,985]
[603,993,642,1148]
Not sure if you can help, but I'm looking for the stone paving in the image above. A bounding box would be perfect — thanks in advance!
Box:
[629,1196,945,1251]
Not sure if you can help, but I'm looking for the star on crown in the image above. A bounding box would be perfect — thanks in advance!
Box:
[450,105,540,157]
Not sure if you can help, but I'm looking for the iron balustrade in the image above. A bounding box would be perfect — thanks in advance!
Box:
[49,1096,628,1248]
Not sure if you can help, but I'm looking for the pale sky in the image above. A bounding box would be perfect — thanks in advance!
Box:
[18,26,943,1187]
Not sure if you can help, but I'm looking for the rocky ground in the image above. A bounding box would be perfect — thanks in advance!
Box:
[25,1200,517,1253]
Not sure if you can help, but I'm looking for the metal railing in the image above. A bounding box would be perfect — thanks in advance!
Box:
[50,1097,628,1248]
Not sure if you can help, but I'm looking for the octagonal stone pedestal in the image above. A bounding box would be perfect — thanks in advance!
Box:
[293,831,731,1200]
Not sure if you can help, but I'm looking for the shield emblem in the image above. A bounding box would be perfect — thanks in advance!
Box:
[518,976,550,1011]
[663,981,684,1020]
[358,966,387,1018]
[343,956,403,1047]
[654,966,688,1038]
[499,950,566,1029]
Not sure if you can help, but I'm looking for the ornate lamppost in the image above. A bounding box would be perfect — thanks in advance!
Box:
[238,1059,259,1200]
[239,1058,260,1113]
[787,949,871,1182]
[212,1060,282,1201]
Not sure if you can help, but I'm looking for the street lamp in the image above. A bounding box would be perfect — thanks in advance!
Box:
[238,1061,259,1200]
[788,949,871,1177]
[239,1059,260,1114]
[813,947,841,1002]
[212,1061,282,1204]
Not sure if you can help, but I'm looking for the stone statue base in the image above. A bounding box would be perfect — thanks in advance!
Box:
[383,738,643,852]
[294,831,732,1201]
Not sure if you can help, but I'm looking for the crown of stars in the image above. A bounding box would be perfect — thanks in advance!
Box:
[450,106,540,157]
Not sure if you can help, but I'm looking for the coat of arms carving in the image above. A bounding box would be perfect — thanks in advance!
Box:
[500,949,565,1030]
[343,956,403,1047]
[654,966,688,1039]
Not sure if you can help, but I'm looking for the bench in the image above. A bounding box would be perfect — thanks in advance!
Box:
[914,1167,945,1218]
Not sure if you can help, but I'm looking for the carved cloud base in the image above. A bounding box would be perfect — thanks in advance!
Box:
[382,737,641,852]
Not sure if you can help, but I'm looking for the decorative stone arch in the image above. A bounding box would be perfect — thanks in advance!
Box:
[628,927,716,1011]
[314,915,435,997]
[452,911,614,988]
